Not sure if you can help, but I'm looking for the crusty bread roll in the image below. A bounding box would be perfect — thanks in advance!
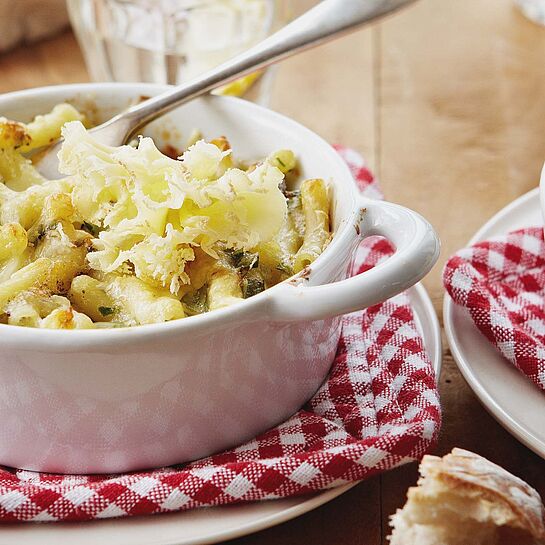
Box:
[389,448,545,545]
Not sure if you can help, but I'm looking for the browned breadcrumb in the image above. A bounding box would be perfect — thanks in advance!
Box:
[0,120,31,149]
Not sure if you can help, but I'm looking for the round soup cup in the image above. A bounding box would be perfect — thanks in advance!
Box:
[0,83,440,473]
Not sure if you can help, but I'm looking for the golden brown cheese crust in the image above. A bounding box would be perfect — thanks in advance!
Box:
[0,120,30,149]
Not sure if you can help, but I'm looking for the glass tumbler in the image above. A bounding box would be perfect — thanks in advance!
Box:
[67,0,289,105]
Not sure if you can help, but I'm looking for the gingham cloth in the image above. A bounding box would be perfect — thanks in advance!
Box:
[0,148,441,522]
[444,227,545,390]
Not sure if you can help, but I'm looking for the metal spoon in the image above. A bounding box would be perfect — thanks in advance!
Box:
[37,0,415,179]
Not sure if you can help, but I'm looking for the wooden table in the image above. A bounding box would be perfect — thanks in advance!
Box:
[1,0,545,542]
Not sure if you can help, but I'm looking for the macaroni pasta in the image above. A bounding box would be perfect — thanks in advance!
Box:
[0,105,331,328]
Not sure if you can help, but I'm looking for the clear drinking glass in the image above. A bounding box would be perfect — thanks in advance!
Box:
[515,0,545,24]
[67,0,290,105]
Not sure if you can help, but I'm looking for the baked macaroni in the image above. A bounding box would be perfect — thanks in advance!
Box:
[0,105,331,328]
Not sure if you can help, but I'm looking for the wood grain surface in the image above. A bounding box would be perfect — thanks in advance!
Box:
[1,0,545,543]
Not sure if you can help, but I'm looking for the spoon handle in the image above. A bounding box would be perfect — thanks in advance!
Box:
[113,0,416,141]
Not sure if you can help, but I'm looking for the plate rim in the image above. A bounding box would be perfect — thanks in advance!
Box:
[443,187,545,458]
[156,484,355,545]
[1,281,441,545]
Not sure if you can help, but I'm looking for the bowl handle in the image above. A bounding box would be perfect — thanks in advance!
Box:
[267,198,440,321]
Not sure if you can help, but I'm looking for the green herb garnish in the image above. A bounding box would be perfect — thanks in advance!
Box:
[224,249,259,270]
[98,306,115,317]
[82,221,101,237]
[182,286,208,316]
[276,157,286,169]
[242,271,265,298]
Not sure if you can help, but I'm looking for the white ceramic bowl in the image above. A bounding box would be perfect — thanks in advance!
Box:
[0,83,440,473]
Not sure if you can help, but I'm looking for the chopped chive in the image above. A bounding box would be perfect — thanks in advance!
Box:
[82,221,101,237]
[98,306,115,317]
[242,272,265,298]
[223,248,259,270]
[182,286,208,316]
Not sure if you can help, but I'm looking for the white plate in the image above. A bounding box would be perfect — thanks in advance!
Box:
[444,188,545,459]
[0,283,441,545]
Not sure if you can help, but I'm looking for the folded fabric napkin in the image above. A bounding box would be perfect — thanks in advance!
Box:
[0,148,441,522]
[444,227,545,390]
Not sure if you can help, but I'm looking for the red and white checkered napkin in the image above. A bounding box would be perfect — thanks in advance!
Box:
[0,147,441,522]
[444,227,545,390]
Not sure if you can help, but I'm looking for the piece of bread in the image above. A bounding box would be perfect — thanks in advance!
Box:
[389,448,545,545]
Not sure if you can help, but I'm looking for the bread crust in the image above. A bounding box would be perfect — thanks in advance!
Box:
[421,448,545,540]
[389,448,545,544]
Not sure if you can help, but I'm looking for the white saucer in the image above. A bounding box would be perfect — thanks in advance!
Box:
[1,283,441,545]
[444,188,545,459]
